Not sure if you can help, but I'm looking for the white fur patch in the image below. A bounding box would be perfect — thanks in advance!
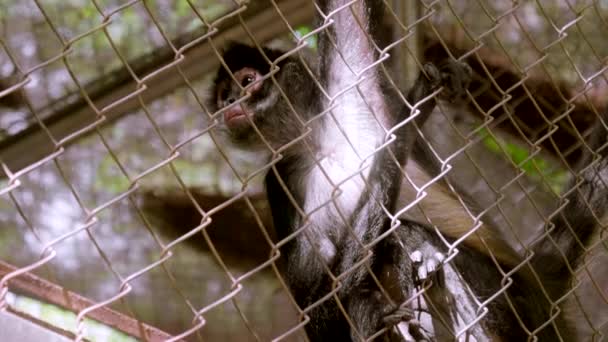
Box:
[301,121,379,262]
[299,83,385,263]
[298,1,388,263]
[254,88,279,112]
[413,243,492,341]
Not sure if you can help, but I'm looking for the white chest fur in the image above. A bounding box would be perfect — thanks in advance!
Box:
[300,98,384,262]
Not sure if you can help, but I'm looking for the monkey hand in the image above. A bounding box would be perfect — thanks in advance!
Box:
[384,303,434,342]
[382,250,444,341]
[423,60,472,103]
[410,249,445,287]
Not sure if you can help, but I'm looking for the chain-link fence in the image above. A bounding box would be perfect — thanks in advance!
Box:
[0,0,607,341]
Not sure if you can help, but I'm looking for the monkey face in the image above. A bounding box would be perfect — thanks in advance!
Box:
[210,42,310,149]
[211,64,286,149]
[215,67,264,132]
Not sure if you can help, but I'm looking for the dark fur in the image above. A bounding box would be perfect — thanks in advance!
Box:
[212,43,318,147]
[208,0,608,340]
[523,113,608,340]
[408,94,608,340]
[209,0,471,338]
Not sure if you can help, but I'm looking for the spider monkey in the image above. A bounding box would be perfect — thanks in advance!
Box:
[207,0,608,340]
[209,0,474,339]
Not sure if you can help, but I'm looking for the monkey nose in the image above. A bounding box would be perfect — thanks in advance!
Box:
[227,97,236,104]
[224,106,248,129]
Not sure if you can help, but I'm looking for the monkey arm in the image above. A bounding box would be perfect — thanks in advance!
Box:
[400,151,523,267]
[330,60,473,339]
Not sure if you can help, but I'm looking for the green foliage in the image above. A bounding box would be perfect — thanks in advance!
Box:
[175,0,192,17]
[171,158,212,186]
[94,155,130,194]
[295,26,317,49]
[0,228,17,256]
[10,294,137,342]
[480,128,568,193]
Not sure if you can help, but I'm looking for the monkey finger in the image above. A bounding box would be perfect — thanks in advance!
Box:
[433,252,445,263]
[417,264,429,280]
[425,258,438,274]
[438,60,472,101]
[422,63,442,89]
[410,250,423,265]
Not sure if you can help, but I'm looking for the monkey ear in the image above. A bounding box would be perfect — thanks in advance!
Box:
[220,40,248,56]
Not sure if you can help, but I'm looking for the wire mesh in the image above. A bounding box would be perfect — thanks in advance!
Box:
[0,0,607,341]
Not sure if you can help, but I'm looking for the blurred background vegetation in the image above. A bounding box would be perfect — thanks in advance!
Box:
[0,0,607,341]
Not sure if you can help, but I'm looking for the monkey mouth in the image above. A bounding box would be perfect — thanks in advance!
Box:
[224,107,252,129]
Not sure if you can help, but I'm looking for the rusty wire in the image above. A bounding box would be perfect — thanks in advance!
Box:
[0,0,607,341]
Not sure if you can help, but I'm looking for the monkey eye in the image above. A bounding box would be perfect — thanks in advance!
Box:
[241,74,255,88]
[219,88,229,101]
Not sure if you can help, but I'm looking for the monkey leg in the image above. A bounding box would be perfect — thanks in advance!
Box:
[411,250,445,285]
[381,249,445,341]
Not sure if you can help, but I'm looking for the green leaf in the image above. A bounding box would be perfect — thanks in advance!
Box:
[479,128,567,193]
[295,25,317,49]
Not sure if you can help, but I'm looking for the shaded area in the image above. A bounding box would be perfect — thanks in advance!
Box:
[142,189,275,269]
[0,0,313,176]
[0,1,607,341]
[423,36,604,165]
[0,260,168,341]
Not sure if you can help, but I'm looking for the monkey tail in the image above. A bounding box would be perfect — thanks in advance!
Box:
[537,112,608,268]
[520,111,608,339]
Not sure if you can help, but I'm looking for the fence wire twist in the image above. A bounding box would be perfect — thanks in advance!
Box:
[0,0,607,341]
